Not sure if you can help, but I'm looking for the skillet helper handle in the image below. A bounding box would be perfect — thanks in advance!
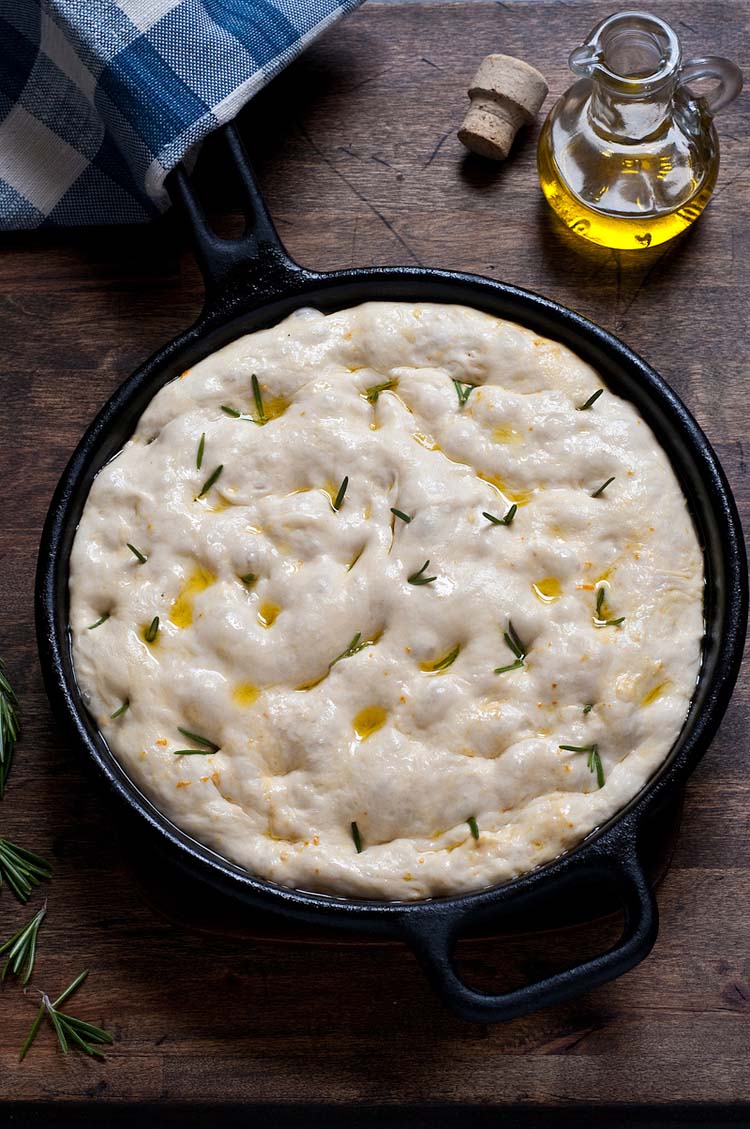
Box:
[166,123,300,304]
[401,843,658,1023]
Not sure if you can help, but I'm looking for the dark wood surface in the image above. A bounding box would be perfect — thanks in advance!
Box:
[0,0,748,1116]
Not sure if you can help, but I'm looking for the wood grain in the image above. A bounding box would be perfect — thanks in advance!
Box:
[0,0,748,1115]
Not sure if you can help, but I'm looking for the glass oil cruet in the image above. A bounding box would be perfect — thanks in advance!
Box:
[537,10,743,249]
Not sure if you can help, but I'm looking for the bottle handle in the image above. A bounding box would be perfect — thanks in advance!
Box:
[680,55,743,115]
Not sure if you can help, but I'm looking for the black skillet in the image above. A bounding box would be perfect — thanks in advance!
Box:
[36,124,747,1022]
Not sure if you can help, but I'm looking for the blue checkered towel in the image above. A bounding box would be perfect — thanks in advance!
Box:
[0,0,363,229]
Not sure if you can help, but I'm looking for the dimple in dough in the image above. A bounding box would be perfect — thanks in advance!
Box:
[69,302,704,900]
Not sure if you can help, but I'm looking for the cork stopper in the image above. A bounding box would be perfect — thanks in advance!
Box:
[458,54,548,160]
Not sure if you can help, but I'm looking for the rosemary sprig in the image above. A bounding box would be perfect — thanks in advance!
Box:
[494,621,527,674]
[350,821,363,853]
[333,476,348,511]
[0,902,46,985]
[252,374,266,423]
[144,616,159,644]
[467,816,479,841]
[0,659,20,798]
[408,560,436,586]
[594,587,625,628]
[483,504,517,527]
[127,543,147,564]
[453,379,475,407]
[559,743,605,788]
[110,700,129,719]
[390,508,412,524]
[591,476,615,498]
[87,613,110,630]
[174,727,219,754]
[198,465,223,498]
[330,632,370,668]
[577,389,604,411]
[197,432,205,470]
[0,838,52,904]
[19,969,113,1061]
[364,379,397,403]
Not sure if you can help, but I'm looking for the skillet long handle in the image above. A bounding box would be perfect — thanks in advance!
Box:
[400,837,658,1023]
[166,123,303,304]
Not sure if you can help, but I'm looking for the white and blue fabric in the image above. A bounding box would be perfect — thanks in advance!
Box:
[0,0,363,229]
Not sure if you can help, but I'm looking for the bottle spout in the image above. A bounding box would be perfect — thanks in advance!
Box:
[569,44,602,78]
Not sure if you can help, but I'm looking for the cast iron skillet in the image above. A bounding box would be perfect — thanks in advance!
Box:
[36,124,747,1022]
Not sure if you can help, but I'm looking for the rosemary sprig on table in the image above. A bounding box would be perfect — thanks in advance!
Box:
[453,379,475,408]
[0,659,20,798]
[467,816,480,842]
[196,432,205,470]
[0,902,46,985]
[408,560,436,586]
[172,727,220,755]
[110,700,129,719]
[559,743,605,788]
[87,612,110,630]
[364,379,397,403]
[494,621,527,674]
[591,476,615,498]
[333,476,348,511]
[594,587,625,628]
[198,465,223,498]
[252,374,266,423]
[577,389,603,411]
[350,821,364,853]
[19,969,113,1062]
[391,508,412,524]
[127,543,147,564]
[144,616,159,644]
[0,838,52,904]
[483,504,517,527]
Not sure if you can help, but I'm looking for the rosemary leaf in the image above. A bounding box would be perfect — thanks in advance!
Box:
[239,573,257,587]
[583,703,594,715]
[390,508,412,524]
[333,476,348,511]
[364,379,397,403]
[591,476,615,498]
[453,379,475,408]
[196,432,205,470]
[0,659,20,799]
[252,374,266,423]
[408,560,436,586]
[330,633,367,667]
[86,613,110,630]
[577,389,604,411]
[589,746,605,788]
[127,543,147,564]
[425,644,461,672]
[494,658,524,674]
[350,821,363,853]
[595,587,625,628]
[483,504,517,527]
[144,616,159,644]
[0,839,52,904]
[220,405,242,418]
[0,902,46,985]
[467,816,479,841]
[198,465,223,498]
[177,727,219,753]
[110,700,129,720]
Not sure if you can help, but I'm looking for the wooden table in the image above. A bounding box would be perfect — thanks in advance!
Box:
[1,1,748,1121]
